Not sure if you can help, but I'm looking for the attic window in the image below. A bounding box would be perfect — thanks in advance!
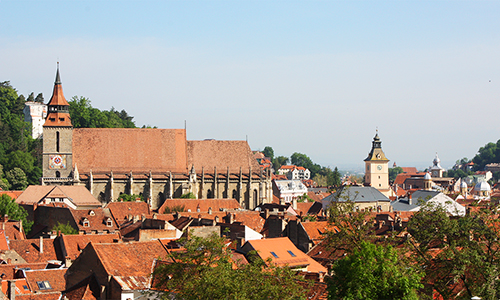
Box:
[36,281,52,290]
[270,252,279,258]
[89,210,95,216]
[287,250,297,257]
[106,218,113,227]
[83,218,90,227]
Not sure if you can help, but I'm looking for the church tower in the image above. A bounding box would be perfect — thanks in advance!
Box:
[42,64,74,184]
[364,131,390,196]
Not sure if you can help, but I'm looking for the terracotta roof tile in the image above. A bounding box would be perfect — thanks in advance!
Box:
[242,237,327,273]
[16,186,101,208]
[106,201,150,225]
[0,263,48,280]
[1,278,32,295]
[16,293,62,300]
[24,268,67,292]
[0,191,23,200]
[69,208,118,233]
[0,220,26,240]
[9,238,58,264]
[59,233,121,261]
[63,274,100,300]
[158,199,241,214]
[0,230,8,251]
[300,221,331,241]
[187,140,260,173]
[72,128,188,174]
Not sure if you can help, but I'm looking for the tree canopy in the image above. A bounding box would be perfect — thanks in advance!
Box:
[68,96,136,128]
[0,194,32,233]
[328,241,422,300]
[154,233,308,300]
[472,139,500,171]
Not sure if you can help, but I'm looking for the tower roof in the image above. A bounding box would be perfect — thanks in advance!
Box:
[44,64,72,127]
[364,131,389,162]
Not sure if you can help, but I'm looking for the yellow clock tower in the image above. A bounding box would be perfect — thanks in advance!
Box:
[364,131,390,196]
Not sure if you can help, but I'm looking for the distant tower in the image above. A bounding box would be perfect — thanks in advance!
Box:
[23,101,47,139]
[424,173,433,190]
[430,152,445,178]
[364,131,390,196]
[42,64,74,184]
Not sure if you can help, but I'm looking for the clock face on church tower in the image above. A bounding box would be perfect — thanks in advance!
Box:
[377,165,382,170]
[49,155,66,169]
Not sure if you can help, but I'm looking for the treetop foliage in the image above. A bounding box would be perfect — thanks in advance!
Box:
[0,194,33,233]
[154,233,308,300]
[69,96,136,128]
[472,139,500,171]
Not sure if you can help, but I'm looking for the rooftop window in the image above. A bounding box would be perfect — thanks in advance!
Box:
[36,281,52,290]
[287,250,296,257]
[270,252,279,258]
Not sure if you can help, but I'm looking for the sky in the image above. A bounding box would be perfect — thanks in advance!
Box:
[1,0,500,171]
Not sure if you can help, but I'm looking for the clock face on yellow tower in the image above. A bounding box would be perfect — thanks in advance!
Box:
[377,165,382,170]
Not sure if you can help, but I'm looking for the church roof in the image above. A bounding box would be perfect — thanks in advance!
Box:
[44,65,72,127]
[187,140,261,173]
[72,128,188,174]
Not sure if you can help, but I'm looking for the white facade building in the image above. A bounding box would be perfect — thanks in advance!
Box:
[23,101,47,139]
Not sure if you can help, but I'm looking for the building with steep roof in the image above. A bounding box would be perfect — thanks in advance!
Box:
[40,66,272,210]
[321,186,392,212]
[364,131,390,196]
[16,185,102,209]
[65,240,171,299]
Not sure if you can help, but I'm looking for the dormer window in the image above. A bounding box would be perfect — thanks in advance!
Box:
[89,210,95,216]
[83,218,90,227]
[106,218,113,227]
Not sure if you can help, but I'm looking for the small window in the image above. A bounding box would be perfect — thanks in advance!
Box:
[106,218,113,227]
[36,281,52,290]
[89,210,95,216]
[287,250,296,257]
[83,218,90,227]
[23,285,29,290]
[270,252,279,258]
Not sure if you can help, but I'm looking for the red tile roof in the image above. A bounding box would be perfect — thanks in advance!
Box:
[16,186,101,208]
[1,278,32,295]
[59,233,121,261]
[0,230,8,251]
[300,221,331,241]
[0,219,26,240]
[23,268,67,293]
[187,140,261,173]
[158,199,241,214]
[0,263,48,280]
[0,191,23,200]
[69,208,118,233]
[72,128,188,174]
[91,240,172,280]
[9,238,58,264]
[242,237,327,273]
[106,201,150,225]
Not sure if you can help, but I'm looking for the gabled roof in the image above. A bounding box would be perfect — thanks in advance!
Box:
[322,186,390,206]
[401,167,418,174]
[16,185,102,208]
[158,199,241,214]
[62,274,100,300]
[1,278,32,295]
[241,237,327,273]
[0,263,48,280]
[90,240,171,278]
[187,140,260,173]
[300,221,331,241]
[0,230,9,250]
[69,208,118,233]
[73,128,188,174]
[9,238,58,264]
[106,201,150,225]
[59,233,121,261]
[23,268,67,293]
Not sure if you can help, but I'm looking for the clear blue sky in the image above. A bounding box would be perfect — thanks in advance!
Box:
[2,0,500,170]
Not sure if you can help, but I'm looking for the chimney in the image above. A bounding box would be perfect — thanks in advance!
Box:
[3,214,8,223]
[65,257,72,268]
[39,236,43,254]
[229,213,234,224]
[8,280,15,300]
[318,272,325,283]
[208,207,212,215]
[264,209,270,219]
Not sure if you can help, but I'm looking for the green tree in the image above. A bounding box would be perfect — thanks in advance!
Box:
[262,146,274,160]
[69,96,137,128]
[51,221,78,235]
[6,168,28,190]
[273,155,289,171]
[328,241,423,300]
[407,202,500,299]
[154,233,307,300]
[328,167,342,187]
[180,192,196,199]
[389,166,403,182]
[117,193,143,202]
[35,93,44,103]
[0,194,33,233]
[472,139,500,171]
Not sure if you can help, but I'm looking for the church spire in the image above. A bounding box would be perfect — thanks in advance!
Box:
[44,63,72,127]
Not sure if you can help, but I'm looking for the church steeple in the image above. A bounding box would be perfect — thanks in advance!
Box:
[364,130,389,162]
[44,63,72,127]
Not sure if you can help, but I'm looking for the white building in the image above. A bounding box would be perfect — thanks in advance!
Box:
[23,101,47,139]
[277,165,311,180]
[273,179,308,204]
